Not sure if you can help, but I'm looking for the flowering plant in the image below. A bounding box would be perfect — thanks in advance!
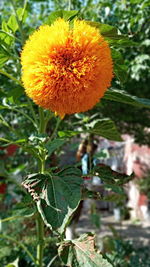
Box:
[0,3,150,267]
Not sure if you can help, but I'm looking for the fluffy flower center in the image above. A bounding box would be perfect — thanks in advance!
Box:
[21,19,113,117]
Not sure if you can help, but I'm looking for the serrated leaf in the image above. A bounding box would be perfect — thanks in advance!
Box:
[23,170,83,234]
[45,10,79,25]
[59,234,112,267]
[103,88,150,108]
[45,138,66,156]
[88,119,122,141]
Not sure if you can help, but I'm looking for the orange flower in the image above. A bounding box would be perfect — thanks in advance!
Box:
[21,19,113,118]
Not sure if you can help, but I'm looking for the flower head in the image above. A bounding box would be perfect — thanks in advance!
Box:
[21,19,113,118]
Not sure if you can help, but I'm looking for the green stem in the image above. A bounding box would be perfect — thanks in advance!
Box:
[27,98,38,126]
[0,137,26,144]
[36,213,44,267]
[47,254,58,267]
[45,110,54,126]
[0,234,37,266]
[0,69,22,86]
[0,103,37,129]
[36,107,48,267]
[68,0,71,11]
[50,117,61,140]
[0,69,38,129]
[1,215,26,223]
[0,137,12,143]
[39,107,46,134]
[0,30,20,42]
[22,0,28,19]
[13,107,37,129]
[10,0,25,45]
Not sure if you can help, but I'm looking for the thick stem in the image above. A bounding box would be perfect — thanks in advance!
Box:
[36,108,48,266]
[36,159,45,267]
[35,106,58,266]
[36,213,44,267]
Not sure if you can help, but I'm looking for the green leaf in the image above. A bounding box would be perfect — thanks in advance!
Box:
[111,49,127,83]
[0,161,8,177]
[103,88,150,109]
[93,164,133,185]
[7,15,18,33]
[23,169,83,234]
[17,8,28,22]
[90,213,101,228]
[59,234,112,267]
[86,21,137,47]
[45,138,66,156]
[58,130,79,138]
[0,114,10,128]
[87,119,122,141]
[107,37,138,47]
[103,193,125,203]
[63,10,79,21]
[7,86,24,103]
[0,46,9,67]
[58,166,82,176]
[5,258,19,267]
[2,21,9,32]
[105,184,125,195]
[45,10,79,25]
[86,21,118,36]
[12,206,35,218]
[0,31,14,46]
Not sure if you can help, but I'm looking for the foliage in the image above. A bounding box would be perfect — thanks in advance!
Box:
[23,169,83,234]
[103,237,150,267]
[59,234,112,267]
[0,0,150,266]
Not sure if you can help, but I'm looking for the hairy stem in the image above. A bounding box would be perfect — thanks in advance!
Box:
[36,213,44,267]
[36,108,48,266]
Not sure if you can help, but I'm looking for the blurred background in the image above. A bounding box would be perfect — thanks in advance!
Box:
[0,0,150,266]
